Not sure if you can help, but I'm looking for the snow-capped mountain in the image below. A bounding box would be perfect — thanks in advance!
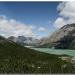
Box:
[8,36,40,46]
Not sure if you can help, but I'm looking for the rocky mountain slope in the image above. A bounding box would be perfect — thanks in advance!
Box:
[8,36,39,46]
[39,23,75,49]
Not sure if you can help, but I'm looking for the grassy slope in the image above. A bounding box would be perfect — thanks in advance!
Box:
[0,36,74,73]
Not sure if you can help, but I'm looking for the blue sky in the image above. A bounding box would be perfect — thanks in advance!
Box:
[0,2,60,38]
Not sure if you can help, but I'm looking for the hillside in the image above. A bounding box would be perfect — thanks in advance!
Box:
[0,35,72,73]
[39,23,75,49]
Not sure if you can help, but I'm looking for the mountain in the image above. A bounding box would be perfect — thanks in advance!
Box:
[8,36,40,46]
[39,23,75,49]
[0,35,69,73]
[7,36,17,42]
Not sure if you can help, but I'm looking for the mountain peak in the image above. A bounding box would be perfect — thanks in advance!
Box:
[39,23,75,49]
[8,36,40,46]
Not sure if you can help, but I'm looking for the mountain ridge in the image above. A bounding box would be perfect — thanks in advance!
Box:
[8,36,40,46]
[39,23,75,49]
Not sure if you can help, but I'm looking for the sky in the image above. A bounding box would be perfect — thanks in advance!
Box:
[0,2,75,39]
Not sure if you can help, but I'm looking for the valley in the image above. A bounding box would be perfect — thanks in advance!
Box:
[0,35,75,73]
[0,1,75,74]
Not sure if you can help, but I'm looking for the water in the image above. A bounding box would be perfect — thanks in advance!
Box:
[32,48,75,57]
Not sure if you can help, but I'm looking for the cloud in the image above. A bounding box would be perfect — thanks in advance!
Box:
[38,27,46,32]
[54,17,66,28]
[0,15,36,37]
[57,2,75,18]
[54,2,75,28]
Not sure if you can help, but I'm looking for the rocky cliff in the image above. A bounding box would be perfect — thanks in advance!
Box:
[39,23,75,49]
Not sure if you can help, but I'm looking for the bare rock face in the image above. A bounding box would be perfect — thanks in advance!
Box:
[39,23,75,49]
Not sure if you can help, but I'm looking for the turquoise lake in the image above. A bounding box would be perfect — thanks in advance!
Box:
[32,48,75,57]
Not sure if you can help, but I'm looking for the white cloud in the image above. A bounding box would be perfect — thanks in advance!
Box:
[57,2,75,18]
[0,15,36,37]
[38,27,46,32]
[54,17,66,28]
[54,2,75,28]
